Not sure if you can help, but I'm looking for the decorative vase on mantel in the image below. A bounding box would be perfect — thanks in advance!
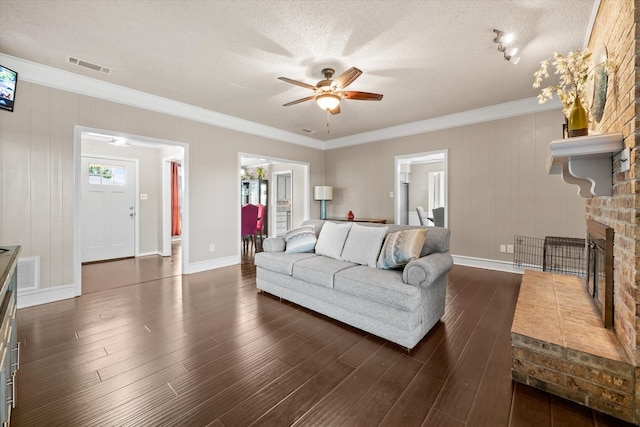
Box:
[568,95,588,137]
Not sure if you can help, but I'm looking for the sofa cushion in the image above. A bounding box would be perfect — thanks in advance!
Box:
[340,223,389,267]
[254,252,317,275]
[284,226,317,253]
[257,268,422,333]
[334,266,421,312]
[262,237,285,252]
[377,228,427,270]
[292,256,358,289]
[304,220,450,257]
[314,222,352,259]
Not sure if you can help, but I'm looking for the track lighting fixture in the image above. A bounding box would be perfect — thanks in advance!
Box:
[493,29,520,64]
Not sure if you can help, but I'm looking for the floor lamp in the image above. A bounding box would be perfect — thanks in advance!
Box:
[314,186,333,220]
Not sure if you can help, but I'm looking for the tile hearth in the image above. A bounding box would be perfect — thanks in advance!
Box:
[512,270,635,423]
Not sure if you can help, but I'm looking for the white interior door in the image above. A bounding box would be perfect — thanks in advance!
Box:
[81,156,136,262]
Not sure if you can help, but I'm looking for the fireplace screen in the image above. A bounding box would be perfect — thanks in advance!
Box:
[586,220,614,328]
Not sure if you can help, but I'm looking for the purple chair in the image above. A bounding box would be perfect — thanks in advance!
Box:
[241,204,259,252]
[256,203,266,246]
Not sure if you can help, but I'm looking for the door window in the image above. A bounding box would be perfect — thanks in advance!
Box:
[88,163,126,186]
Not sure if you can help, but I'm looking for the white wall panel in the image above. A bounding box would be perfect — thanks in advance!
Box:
[0,81,325,290]
[324,109,586,261]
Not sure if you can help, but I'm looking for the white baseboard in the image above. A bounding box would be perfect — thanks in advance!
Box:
[15,255,512,309]
[137,251,162,257]
[17,284,76,309]
[186,255,239,275]
[452,255,523,274]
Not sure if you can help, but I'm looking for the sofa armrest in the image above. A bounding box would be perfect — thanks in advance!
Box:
[262,237,286,252]
[403,252,453,288]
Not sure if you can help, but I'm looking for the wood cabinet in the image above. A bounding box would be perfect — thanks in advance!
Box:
[0,246,19,426]
[241,179,268,206]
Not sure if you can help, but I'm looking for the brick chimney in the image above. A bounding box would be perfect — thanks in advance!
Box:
[586,0,640,421]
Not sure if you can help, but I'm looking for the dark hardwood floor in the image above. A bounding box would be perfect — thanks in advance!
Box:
[82,241,182,294]
[13,251,631,426]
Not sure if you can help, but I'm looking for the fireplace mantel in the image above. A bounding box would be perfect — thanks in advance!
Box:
[546,133,624,197]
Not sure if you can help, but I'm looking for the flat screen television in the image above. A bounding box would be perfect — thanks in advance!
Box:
[0,65,18,112]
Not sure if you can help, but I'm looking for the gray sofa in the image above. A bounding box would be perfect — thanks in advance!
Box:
[254,220,453,349]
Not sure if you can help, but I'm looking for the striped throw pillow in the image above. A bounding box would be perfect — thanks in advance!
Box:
[376,228,427,269]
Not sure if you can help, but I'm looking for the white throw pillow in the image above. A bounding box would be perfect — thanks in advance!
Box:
[341,223,389,267]
[314,222,352,259]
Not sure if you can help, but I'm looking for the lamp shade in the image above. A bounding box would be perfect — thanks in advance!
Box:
[314,186,333,200]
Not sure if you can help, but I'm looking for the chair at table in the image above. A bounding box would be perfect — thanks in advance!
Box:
[432,207,445,227]
[417,206,445,227]
[256,203,266,248]
[416,206,428,226]
[241,204,259,253]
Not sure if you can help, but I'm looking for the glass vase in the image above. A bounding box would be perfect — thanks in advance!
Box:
[568,95,588,137]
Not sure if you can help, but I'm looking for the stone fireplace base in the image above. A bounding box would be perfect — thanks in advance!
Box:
[512,270,635,423]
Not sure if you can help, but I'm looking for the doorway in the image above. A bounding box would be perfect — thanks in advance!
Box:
[273,170,293,237]
[162,156,184,256]
[74,127,189,296]
[239,154,309,249]
[395,150,448,226]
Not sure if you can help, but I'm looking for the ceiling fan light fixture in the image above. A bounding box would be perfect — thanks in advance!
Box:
[316,93,341,111]
[279,67,382,115]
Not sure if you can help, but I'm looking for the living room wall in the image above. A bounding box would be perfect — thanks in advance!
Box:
[324,108,586,263]
[0,80,325,293]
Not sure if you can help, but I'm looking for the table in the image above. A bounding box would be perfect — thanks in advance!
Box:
[326,217,387,224]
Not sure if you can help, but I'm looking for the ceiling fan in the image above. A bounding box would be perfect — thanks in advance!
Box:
[278,67,383,115]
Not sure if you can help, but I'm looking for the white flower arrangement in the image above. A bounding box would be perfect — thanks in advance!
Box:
[533,49,592,119]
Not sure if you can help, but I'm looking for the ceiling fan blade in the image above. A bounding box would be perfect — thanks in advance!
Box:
[329,104,341,115]
[342,91,383,101]
[282,95,315,106]
[332,67,362,89]
[278,76,317,91]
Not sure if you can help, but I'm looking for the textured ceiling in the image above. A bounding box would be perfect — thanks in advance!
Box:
[0,0,595,141]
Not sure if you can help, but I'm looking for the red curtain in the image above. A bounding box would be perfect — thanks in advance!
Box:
[171,162,181,236]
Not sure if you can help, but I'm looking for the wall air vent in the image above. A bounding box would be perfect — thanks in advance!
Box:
[301,128,316,134]
[66,56,112,74]
[17,256,39,291]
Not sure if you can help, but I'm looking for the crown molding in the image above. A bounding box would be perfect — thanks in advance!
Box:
[1,53,561,152]
[323,97,561,150]
[0,53,319,149]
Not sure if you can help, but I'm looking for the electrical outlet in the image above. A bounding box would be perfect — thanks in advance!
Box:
[389,191,394,198]
[507,244,514,254]
[500,244,506,253]
[209,243,215,252]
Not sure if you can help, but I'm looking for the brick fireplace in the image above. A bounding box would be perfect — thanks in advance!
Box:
[511,1,640,424]
[586,220,614,328]
[512,271,634,421]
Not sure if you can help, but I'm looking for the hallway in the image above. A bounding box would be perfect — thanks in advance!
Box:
[82,241,182,294]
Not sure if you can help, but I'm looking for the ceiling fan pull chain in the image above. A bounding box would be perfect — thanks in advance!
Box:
[326,110,331,133]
